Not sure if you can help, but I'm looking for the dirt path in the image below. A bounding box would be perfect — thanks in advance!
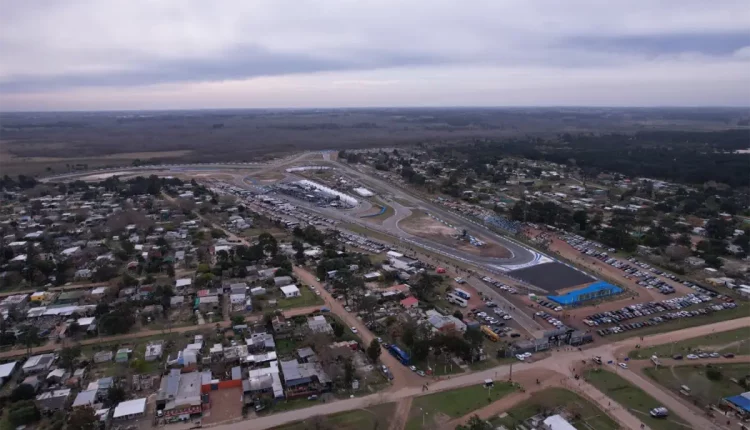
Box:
[0,305,322,359]
[389,397,413,430]
[293,266,424,390]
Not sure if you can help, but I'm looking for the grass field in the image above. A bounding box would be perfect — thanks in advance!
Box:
[277,287,324,309]
[584,369,688,430]
[491,387,620,430]
[643,363,750,409]
[405,382,516,430]
[629,327,750,359]
[271,403,395,430]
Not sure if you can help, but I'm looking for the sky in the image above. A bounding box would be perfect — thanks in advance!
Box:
[1,0,749,111]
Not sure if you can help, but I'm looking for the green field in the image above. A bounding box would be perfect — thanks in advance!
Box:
[405,382,516,430]
[277,286,324,309]
[630,327,750,359]
[643,363,750,409]
[584,369,688,430]
[491,387,620,430]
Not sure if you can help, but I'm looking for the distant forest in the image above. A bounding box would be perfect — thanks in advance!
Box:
[437,129,750,187]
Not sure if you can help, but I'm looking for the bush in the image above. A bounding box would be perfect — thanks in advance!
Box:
[8,401,40,427]
[706,367,723,381]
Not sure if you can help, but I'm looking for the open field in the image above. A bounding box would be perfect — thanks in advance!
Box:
[270,403,395,430]
[584,369,689,430]
[491,387,620,430]
[399,210,511,258]
[629,327,750,359]
[405,382,516,430]
[643,363,750,408]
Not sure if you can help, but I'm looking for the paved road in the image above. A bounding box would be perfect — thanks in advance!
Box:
[329,160,539,267]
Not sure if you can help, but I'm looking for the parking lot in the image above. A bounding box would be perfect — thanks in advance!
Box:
[583,293,738,337]
[560,234,717,297]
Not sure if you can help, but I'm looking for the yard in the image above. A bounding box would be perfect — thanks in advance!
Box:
[405,382,516,430]
[277,286,324,309]
[491,387,620,430]
[643,363,750,409]
[270,403,395,430]
[629,327,750,359]
[584,369,689,430]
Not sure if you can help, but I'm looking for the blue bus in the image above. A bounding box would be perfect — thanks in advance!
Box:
[453,288,471,300]
[388,345,410,365]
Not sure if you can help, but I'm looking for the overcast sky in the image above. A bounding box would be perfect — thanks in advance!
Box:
[1,0,749,111]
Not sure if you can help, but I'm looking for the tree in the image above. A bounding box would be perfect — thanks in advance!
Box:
[706,367,723,381]
[23,325,40,355]
[332,322,344,338]
[258,232,278,256]
[573,210,588,231]
[67,406,98,430]
[453,310,464,321]
[7,400,40,427]
[367,339,381,362]
[59,345,82,372]
[106,384,127,406]
[231,315,246,326]
[10,384,36,402]
[457,415,492,430]
[343,358,355,387]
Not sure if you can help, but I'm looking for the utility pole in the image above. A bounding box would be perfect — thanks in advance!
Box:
[508,361,513,382]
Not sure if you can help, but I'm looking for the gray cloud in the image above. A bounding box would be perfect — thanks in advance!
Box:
[0,0,749,108]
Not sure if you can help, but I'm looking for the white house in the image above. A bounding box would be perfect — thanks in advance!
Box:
[280,285,300,298]
[113,398,147,420]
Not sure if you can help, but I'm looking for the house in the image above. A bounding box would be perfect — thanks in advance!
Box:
[307,315,332,334]
[257,268,279,280]
[250,287,267,296]
[199,295,220,311]
[75,269,92,279]
[426,311,467,333]
[400,296,419,309]
[155,370,203,422]
[273,276,293,287]
[72,389,98,408]
[279,359,331,396]
[56,290,85,305]
[543,414,578,430]
[0,361,18,386]
[113,398,147,420]
[115,348,132,363]
[35,389,72,412]
[271,315,294,339]
[244,362,284,400]
[93,351,114,363]
[22,353,56,374]
[280,285,300,298]
[175,278,192,291]
[145,341,164,362]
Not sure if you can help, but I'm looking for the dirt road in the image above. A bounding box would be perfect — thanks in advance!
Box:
[293,266,424,389]
[0,305,322,359]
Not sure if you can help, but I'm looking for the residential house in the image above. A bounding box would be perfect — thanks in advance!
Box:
[155,370,203,422]
[35,389,71,412]
[113,398,147,421]
[280,285,300,298]
[307,315,332,334]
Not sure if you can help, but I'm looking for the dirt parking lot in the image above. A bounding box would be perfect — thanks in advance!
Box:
[202,387,243,425]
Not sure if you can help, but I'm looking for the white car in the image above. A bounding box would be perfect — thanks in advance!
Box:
[686,354,698,360]
[515,354,526,361]
[618,362,628,369]
[350,327,358,334]
[477,312,487,318]
[503,315,512,320]
[409,365,417,372]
